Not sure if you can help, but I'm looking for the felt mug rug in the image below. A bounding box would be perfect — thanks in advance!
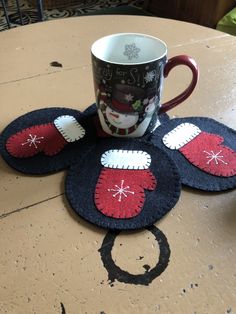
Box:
[150,117,236,191]
[0,107,99,174]
[65,138,181,230]
[2,105,235,230]
[0,104,169,175]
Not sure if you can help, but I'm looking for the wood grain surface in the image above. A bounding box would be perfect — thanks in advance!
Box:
[0,15,235,314]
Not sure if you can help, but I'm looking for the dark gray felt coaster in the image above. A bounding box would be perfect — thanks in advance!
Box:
[150,117,236,191]
[0,107,97,174]
[65,138,181,230]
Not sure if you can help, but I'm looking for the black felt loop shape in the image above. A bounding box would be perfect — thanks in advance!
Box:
[150,117,236,191]
[99,225,170,285]
[0,107,97,175]
[65,138,181,230]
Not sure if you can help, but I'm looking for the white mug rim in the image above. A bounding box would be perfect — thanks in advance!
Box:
[91,32,167,65]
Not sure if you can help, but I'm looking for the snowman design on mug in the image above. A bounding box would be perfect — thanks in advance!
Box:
[97,83,159,137]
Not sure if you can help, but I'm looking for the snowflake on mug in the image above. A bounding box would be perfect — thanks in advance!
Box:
[125,94,134,102]
[144,70,156,83]
[123,43,140,60]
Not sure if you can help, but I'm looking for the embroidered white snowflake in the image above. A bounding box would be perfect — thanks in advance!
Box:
[203,150,228,165]
[123,43,140,60]
[21,134,44,149]
[125,93,134,102]
[107,179,134,202]
[144,70,156,83]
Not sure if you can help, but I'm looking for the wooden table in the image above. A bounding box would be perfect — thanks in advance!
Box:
[0,15,235,314]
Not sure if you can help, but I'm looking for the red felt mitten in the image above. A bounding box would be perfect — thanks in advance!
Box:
[94,149,157,219]
[6,115,85,158]
[163,123,236,177]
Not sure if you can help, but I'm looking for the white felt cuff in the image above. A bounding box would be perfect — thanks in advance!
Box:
[163,123,201,149]
[54,115,85,142]
[101,149,151,169]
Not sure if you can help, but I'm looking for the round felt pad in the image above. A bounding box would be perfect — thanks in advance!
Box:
[150,117,236,191]
[0,107,96,174]
[65,138,181,230]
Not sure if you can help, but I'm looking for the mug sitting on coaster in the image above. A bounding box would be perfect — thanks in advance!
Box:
[91,33,199,137]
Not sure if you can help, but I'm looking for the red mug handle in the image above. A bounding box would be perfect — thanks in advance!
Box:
[160,55,199,113]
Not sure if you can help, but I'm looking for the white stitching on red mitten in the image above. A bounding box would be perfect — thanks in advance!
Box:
[163,123,236,177]
[6,115,85,158]
[94,150,157,219]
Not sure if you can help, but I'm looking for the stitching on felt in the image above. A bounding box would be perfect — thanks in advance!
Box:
[44,142,66,156]
[181,171,234,191]
[94,168,157,219]
[100,149,151,169]
[181,131,236,177]
[152,117,236,190]
[54,115,85,142]
[65,134,231,229]
[95,189,146,219]
[180,145,236,177]
[21,134,44,149]
[162,122,201,149]
[5,123,69,158]
[6,125,49,157]
[203,149,228,165]
[1,107,84,173]
[2,105,183,228]
[56,127,85,141]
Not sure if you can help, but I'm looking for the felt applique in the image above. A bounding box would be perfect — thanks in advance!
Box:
[163,123,236,177]
[0,108,95,174]
[65,138,181,230]
[94,150,157,218]
[150,117,236,191]
[6,115,85,158]
[3,105,236,230]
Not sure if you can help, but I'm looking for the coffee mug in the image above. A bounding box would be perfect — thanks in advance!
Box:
[91,33,199,137]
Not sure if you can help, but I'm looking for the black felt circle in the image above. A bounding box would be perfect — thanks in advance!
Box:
[65,138,181,230]
[150,117,236,191]
[0,107,97,174]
